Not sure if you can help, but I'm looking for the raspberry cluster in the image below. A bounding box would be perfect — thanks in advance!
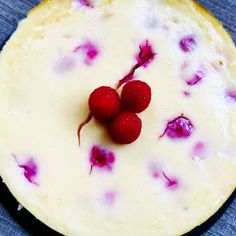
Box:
[88,80,151,144]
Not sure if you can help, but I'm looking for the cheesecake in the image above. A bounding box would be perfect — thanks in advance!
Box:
[0,0,235,235]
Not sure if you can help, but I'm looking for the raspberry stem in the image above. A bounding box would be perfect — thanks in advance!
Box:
[77,112,93,146]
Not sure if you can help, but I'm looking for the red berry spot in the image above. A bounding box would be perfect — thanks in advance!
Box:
[74,41,98,65]
[149,161,161,179]
[116,39,156,88]
[183,91,191,97]
[89,145,115,173]
[152,172,159,178]
[89,86,120,121]
[191,142,207,160]
[121,80,151,113]
[181,61,189,70]
[79,0,93,7]
[13,154,38,185]
[162,171,179,189]
[160,115,194,139]
[179,35,196,52]
[74,0,94,8]
[149,162,179,190]
[20,160,37,184]
[186,69,206,86]
[225,89,236,102]
[136,40,156,68]
[103,191,117,205]
[109,111,142,144]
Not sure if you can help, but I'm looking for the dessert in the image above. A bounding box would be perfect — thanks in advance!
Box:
[0,0,235,235]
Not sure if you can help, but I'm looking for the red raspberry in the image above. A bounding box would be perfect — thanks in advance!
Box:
[89,86,120,121]
[109,111,142,144]
[121,80,151,113]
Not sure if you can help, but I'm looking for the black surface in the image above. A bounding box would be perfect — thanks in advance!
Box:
[0,0,235,235]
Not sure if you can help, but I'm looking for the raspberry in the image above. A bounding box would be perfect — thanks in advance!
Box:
[109,111,142,144]
[89,86,120,121]
[121,80,151,113]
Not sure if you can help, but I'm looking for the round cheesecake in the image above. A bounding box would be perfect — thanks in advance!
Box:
[0,0,236,235]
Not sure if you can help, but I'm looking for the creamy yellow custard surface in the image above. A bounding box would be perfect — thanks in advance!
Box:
[0,0,236,235]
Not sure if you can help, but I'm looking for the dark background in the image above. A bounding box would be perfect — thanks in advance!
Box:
[0,0,235,235]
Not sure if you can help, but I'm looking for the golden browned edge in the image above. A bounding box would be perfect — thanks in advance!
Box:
[0,0,235,235]
[28,0,235,44]
[27,0,51,15]
[192,0,234,43]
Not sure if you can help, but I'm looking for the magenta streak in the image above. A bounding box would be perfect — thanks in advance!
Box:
[77,0,94,8]
[149,162,179,190]
[183,91,191,97]
[162,171,178,188]
[186,70,205,86]
[116,64,138,89]
[74,41,99,65]
[117,40,156,89]
[225,90,236,102]
[12,154,38,185]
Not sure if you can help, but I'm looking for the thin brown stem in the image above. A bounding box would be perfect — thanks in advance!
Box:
[77,112,93,146]
[89,164,93,175]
